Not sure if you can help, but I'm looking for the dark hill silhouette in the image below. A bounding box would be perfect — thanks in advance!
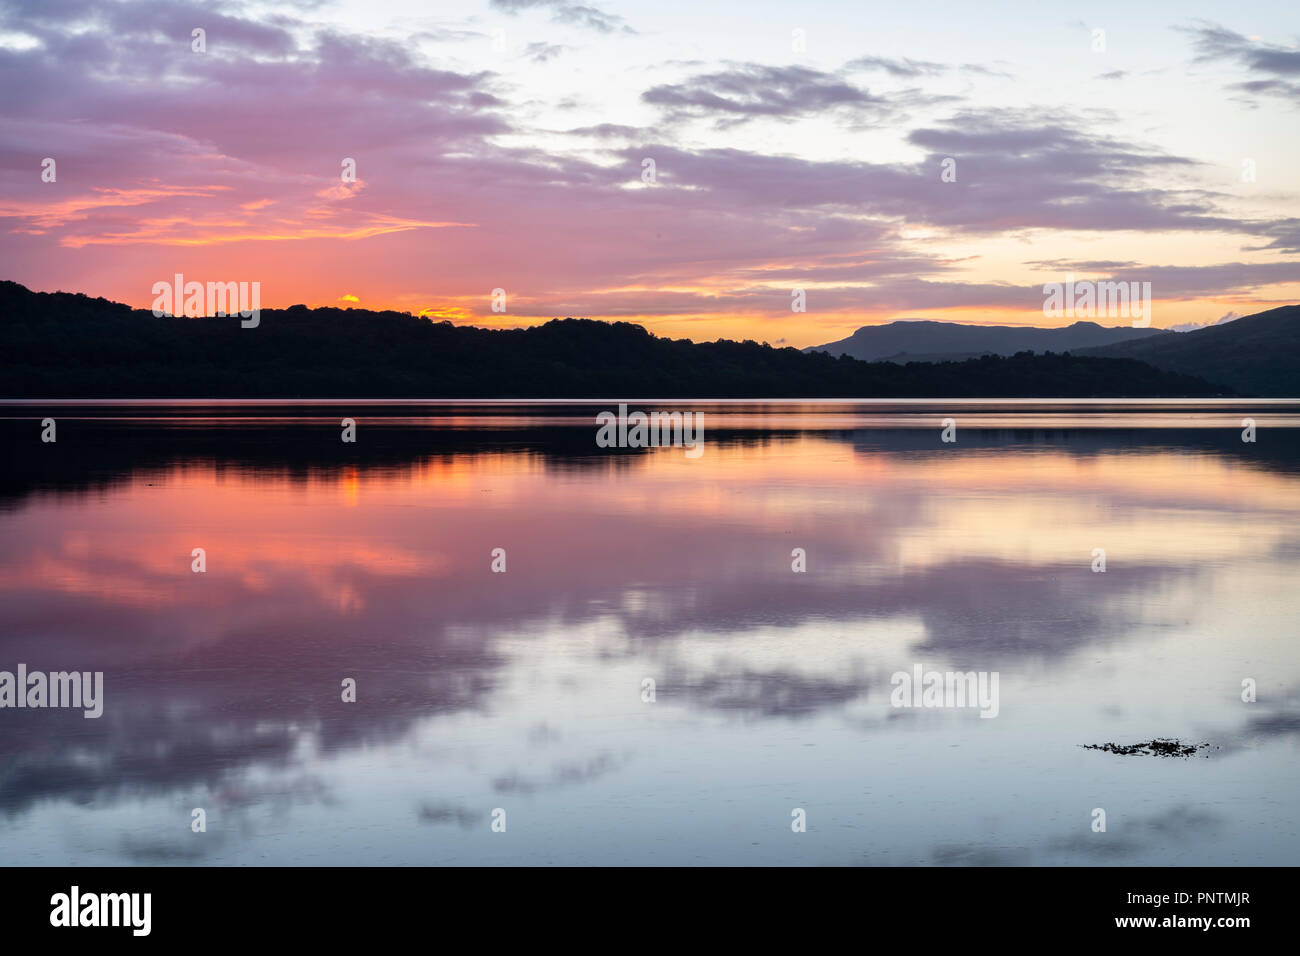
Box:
[1078,304,1300,397]
[806,318,1164,363]
[0,280,1232,398]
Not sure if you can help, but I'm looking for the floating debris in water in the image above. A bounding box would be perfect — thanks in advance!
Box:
[1081,738,1212,758]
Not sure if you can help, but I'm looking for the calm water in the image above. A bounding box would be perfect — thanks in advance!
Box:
[1,400,1298,866]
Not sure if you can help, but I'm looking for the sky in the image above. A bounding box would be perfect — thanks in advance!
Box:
[1,0,1298,347]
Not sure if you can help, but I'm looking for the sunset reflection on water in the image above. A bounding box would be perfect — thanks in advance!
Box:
[1,401,1297,865]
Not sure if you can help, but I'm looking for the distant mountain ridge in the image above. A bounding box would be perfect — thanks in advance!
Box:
[806,319,1165,363]
[807,309,1298,395]
[0,280,1234,398]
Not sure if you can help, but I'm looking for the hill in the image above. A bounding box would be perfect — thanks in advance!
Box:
[806,319,1165,363]
[1078,305,1300,397]
[0,280,1233,398]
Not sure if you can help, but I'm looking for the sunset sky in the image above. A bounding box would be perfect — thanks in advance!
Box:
[2,0,1298,347]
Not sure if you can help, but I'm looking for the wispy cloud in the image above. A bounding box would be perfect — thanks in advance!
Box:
[1180,21,1300,103]
[488,0,634,34]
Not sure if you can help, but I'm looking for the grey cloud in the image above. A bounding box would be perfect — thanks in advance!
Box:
[1252,219,1300,255]
[1181,21,1300,101]
[1,0,297,55]
[1026,259,1141,271]
[618,107,1289,253]
[846,55,1012,81]
[524,41,566,63]
[959,63,1015,79]
[1090,261,1300,298]
[489,0,633,34]
[642,63,902,127]
[564,123,650,139]
[845,55,947,78]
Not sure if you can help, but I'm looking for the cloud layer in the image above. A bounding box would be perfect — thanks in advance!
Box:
[0,1,1296,342]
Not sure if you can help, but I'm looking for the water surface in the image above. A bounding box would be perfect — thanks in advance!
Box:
[1,400,1298,865]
